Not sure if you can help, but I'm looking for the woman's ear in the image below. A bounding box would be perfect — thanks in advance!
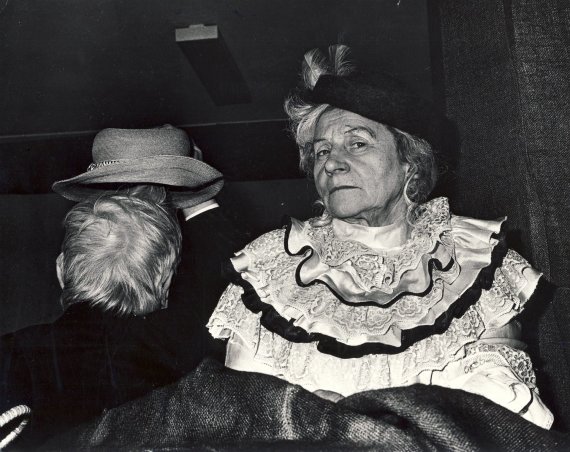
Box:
[56,253,65,289]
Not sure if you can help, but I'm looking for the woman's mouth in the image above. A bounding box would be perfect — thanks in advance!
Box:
[329,185,358,194]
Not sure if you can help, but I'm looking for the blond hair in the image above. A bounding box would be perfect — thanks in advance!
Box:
[59,194,181,316]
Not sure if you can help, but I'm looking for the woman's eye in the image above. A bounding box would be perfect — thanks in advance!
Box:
[349,141,367,150]
[315,148,330,159]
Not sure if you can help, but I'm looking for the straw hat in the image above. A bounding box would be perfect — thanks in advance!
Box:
[52,125,223,208]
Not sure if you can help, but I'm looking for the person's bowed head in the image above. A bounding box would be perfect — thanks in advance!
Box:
[56,193,182,316]
[50,125,225,313]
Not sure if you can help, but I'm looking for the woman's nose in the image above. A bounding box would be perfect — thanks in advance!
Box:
[324,148,349,176]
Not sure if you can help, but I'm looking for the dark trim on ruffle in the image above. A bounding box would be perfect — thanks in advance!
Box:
[283,218,454,308]
[225,227,508,359]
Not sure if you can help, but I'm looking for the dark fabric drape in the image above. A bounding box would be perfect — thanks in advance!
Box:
[436,0,570,430]
[42,359,569,451]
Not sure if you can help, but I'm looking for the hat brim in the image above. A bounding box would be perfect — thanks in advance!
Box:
[52,155,224,209]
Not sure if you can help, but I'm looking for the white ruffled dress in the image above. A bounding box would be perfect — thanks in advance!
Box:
[208,198,553,429]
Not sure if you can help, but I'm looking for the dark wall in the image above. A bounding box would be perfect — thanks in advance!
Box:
[0,120,304,195]
[0,0,433,136]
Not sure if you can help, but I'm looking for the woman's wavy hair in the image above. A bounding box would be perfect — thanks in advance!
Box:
[59,192,181,316]
[284,45,438,221]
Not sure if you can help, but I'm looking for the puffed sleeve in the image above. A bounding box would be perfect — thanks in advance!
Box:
[431,342,553,429]
[431,250,553,429]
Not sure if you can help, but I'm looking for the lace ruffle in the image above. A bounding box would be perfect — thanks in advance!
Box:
[287,198,455,305]
[223,238,506,357]
[208,249,542,393]
[225,198,511,352]
[286,198,503,306]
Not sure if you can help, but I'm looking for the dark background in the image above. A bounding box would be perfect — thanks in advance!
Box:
[0,0,433,137]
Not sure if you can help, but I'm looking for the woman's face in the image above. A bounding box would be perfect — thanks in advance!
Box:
[313,108,410,227]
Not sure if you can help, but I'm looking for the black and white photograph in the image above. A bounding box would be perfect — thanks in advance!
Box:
[0,0,569,449]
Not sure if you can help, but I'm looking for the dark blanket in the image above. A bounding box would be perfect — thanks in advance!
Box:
[42,359,569,451]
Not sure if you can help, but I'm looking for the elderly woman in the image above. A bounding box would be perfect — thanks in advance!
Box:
[207,46,553,429]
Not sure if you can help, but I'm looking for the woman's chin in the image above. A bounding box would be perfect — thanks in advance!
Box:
[326,206,364,222]
[325,192,367,221]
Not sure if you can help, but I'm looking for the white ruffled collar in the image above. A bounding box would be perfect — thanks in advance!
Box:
[229,197,506,348]
[287,198,462,304]
[331,215,410,251]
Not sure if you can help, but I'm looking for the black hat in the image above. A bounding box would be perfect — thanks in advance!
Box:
[304,70,447,150]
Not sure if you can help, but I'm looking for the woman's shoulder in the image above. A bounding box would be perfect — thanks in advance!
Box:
[440,198,541,301]
[417,197,506,233]
[476,248,543,328]
[240,225,288,259]
[238,217,322,260]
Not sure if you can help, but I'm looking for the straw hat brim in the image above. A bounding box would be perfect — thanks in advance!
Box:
[52,155,224,209]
